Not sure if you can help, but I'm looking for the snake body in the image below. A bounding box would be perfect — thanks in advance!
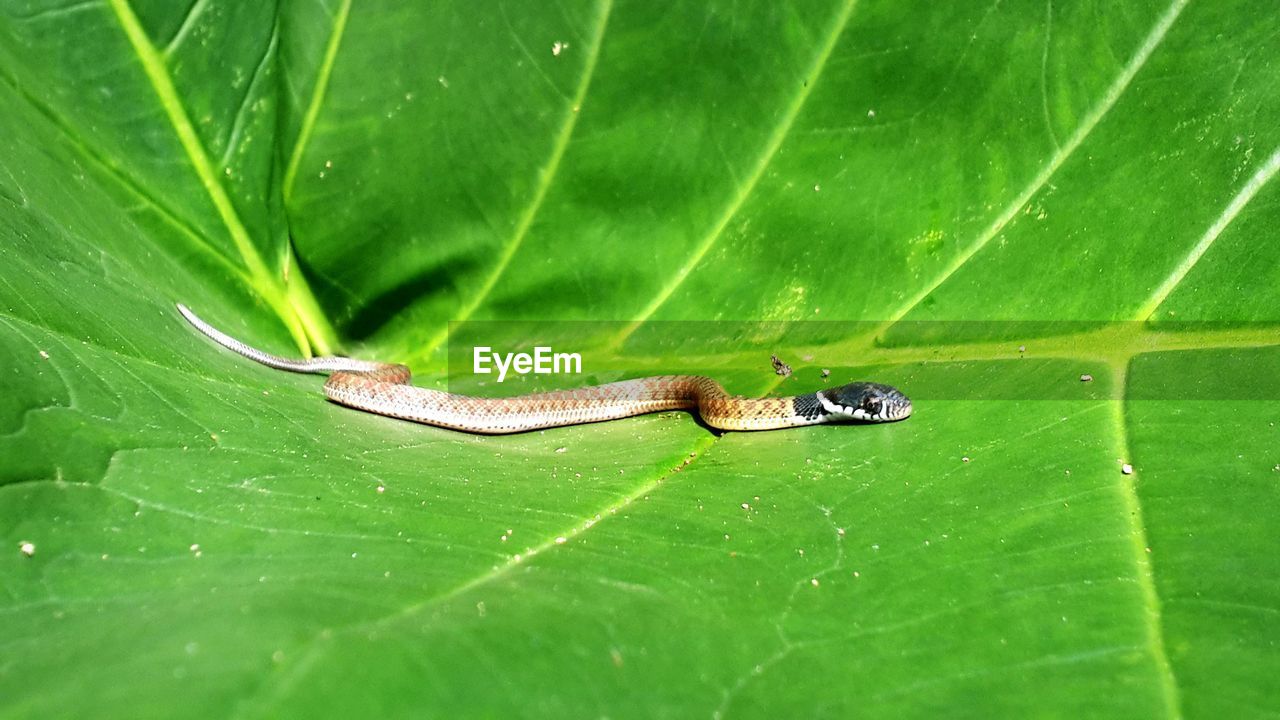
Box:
[178,304,912,434]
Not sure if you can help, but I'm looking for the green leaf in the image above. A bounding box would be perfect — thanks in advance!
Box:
[2,1,1277,717]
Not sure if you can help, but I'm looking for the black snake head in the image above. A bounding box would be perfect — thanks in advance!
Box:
[819,382,912,423]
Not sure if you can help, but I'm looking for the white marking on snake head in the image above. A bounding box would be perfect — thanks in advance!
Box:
[816,393,844,415]
[817,392,866,420]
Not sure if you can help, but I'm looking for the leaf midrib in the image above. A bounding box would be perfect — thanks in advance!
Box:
[1109,361,1182,718]
[108,0,337,354]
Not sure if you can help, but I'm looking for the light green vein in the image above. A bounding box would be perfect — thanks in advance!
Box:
[218,26,279,169]
[610,0,860,348]
[239,366,793,714]
[1137,144,1280,321]
[878,0,1189,332]
[417,0,614,360]
[1107,361,1183,719]
[109,0,272,288]
[0,66,257,290]
[162,0,210,58]
[239,429,721,717]
[107,0,336,354]
[282,0,352,202]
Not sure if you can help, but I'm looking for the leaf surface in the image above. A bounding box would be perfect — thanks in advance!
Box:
[1,1,1277,717]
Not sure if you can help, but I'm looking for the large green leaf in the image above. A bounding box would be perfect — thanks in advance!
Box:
[2,0,1277,717]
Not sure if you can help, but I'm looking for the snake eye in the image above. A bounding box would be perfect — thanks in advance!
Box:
[861,396,883,419]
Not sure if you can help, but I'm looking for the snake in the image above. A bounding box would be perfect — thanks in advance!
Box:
[177,304,912,434]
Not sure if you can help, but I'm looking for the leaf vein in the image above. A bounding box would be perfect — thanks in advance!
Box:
[1137,143,1280,320]
[218,25,280,170]
[0,66,257,287]
[879,0,1190,329]
[611,0,861,346]
[282,0,351,202]
[239,371,794,715]
[107,0,324,352]
[1039,0,1061,150]
[417,0,615,359]
[1111,362,1183,718]
[240,432,720,717]
[162,0,209,58]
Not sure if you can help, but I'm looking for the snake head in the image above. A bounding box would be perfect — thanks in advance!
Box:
[819,382,912,423]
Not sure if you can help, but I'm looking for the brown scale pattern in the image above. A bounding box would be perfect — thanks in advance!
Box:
[323,371,817,434]
[175,304,858,434]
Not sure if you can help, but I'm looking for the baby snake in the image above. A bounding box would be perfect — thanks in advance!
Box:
[178,304,912,434]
